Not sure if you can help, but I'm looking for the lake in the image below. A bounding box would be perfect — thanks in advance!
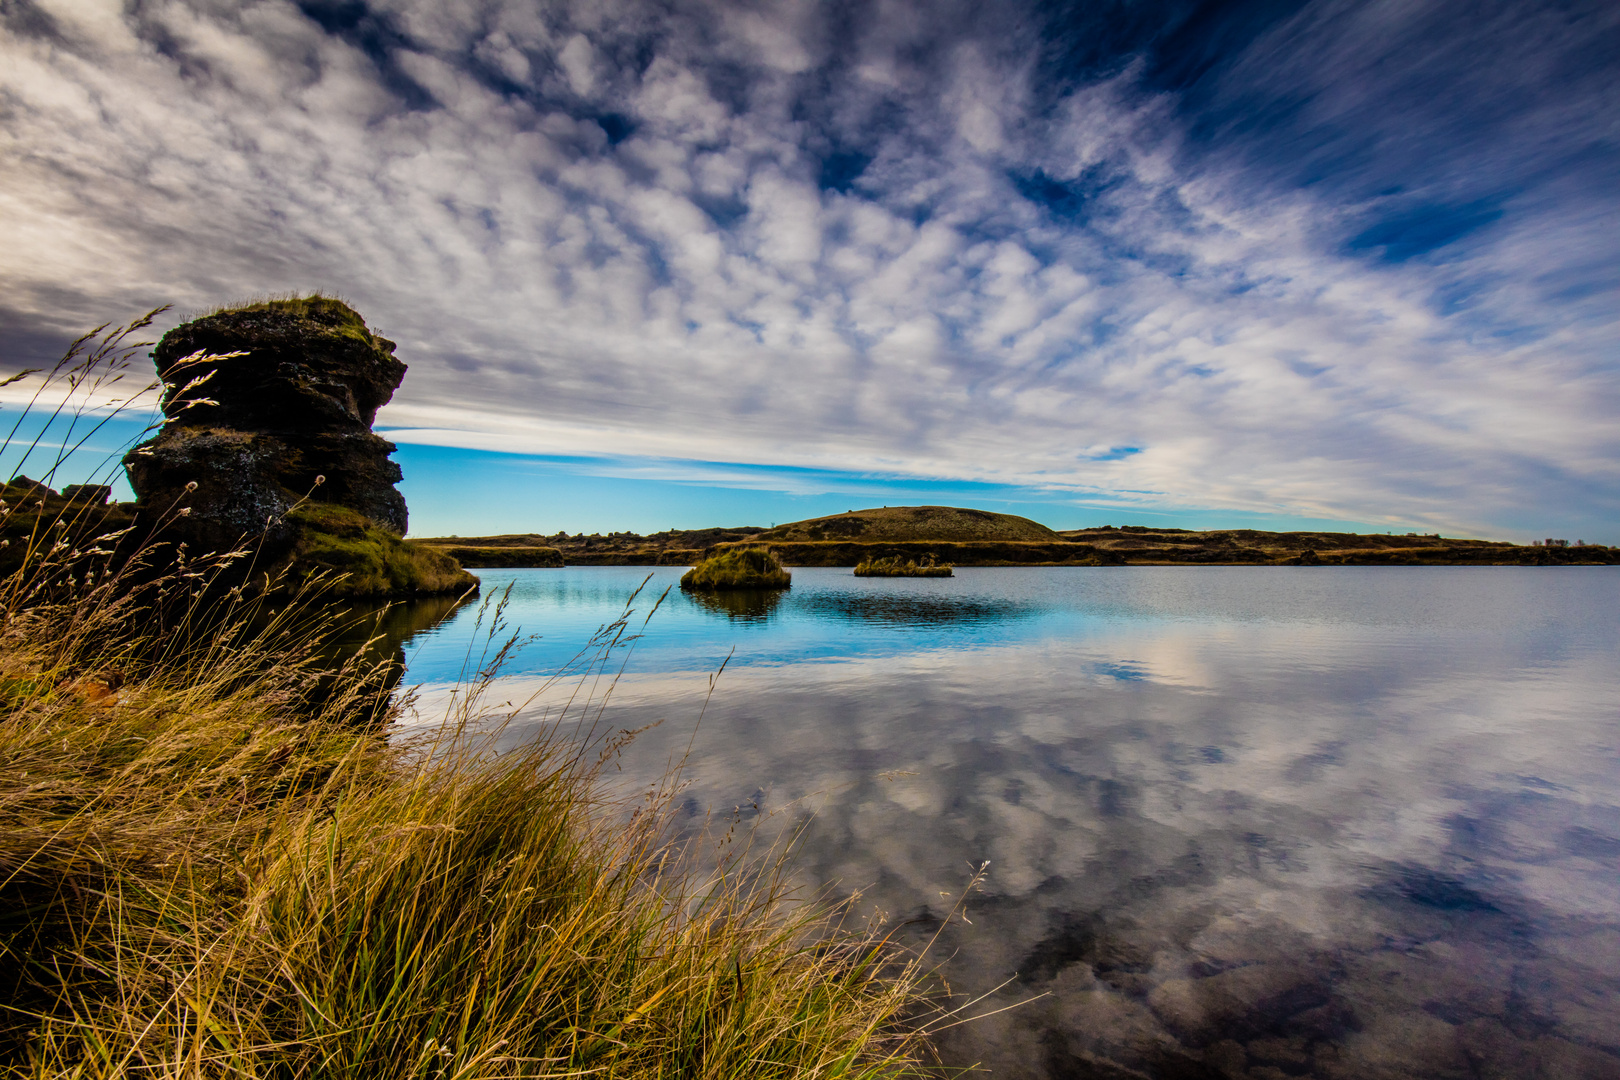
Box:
[394,566,1620,1080]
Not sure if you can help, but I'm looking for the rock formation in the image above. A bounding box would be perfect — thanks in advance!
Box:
[122,297,473,597]
[125,297,407,549]
[680,547,791,591]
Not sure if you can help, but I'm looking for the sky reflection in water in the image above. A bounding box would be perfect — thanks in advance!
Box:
[400,567,1620,1080]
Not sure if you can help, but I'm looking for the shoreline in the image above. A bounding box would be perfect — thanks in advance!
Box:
[415,527,1616,569]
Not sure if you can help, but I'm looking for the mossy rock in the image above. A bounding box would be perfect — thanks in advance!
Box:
[280,503,477,599]
[1,476,137,577]
[151,296,405,434]
[211,295,380,349]
[680,547,791,591]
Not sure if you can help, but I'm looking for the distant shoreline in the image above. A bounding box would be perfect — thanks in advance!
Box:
[416,521,1615,569]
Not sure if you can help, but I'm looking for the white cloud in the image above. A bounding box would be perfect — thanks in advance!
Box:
[556,33,595,96]
[0,0,1615,539]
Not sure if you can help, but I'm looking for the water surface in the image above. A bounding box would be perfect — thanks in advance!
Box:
[400,566,1620,1080]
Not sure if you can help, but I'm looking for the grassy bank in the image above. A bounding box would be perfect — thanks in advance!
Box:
[1,324,936,1079]
[0,576,932,1078]
[420,518,1615,568]
[430,543,566,568]
[286,503,478,597]
[717,540,1125,568]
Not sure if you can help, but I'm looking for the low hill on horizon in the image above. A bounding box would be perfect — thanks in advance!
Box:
[756,505,1062,544]
[414,510,1613,567]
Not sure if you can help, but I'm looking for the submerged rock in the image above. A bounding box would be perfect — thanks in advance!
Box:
[123,296,472,597]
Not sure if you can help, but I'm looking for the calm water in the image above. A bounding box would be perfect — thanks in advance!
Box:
[397,566,1620,1080]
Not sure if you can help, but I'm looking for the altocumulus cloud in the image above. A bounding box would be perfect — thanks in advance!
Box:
[1,0,1616,538]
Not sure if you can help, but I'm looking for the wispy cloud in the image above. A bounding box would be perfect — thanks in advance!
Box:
[1,0,1615,538]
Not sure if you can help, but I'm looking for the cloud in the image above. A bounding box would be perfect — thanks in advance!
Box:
[0,0,1615,538]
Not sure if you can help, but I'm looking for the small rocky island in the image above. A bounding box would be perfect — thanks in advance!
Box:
[680,547,791,590]
[123,297,475,598]
[853,555,953,577]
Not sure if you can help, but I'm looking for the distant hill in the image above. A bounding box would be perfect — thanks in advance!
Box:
[414,526,765,567]
[756,506,1062,544]
[1055,525,1530,564]
[415,513,1614,568]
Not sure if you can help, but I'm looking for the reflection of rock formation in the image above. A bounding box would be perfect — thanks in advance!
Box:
[796,588,1040,627]
[326,593,475,696]
[125,297,408,553]
[685,588,784,622]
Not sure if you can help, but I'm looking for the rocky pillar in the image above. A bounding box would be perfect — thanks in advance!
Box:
[124,297,409,552]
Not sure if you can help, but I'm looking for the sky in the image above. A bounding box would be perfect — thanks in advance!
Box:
[1,0,1616,541]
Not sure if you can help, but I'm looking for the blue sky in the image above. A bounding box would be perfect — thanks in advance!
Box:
[1,0,1616,541]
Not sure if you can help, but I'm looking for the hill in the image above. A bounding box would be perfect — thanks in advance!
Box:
[415,526,766,567]
[416,513,1615,568]
[1054,525,1613,565]
[755,506,1062,544]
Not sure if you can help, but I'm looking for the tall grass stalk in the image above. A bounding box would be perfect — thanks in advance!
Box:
[1,320,944,1078]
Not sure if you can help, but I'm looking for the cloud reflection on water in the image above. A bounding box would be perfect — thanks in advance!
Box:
[400,568,1620,1078]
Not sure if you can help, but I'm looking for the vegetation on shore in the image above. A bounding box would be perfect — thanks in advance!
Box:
[1,318,940,1079]
[430,542,565,568]
[715,540,1124,568]
[413,527,765,568]
[286,502,477,597]
[1055,524,1615,565]
[424,512,1612,568]
[854,556,954,578]
[681,547,792,590]
[0,566,934,1077]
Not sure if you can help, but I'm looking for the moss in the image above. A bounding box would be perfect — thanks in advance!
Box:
[283,503,477,599]
[205,294,380,349]
[680,547,791,591]
[853,555,954,577]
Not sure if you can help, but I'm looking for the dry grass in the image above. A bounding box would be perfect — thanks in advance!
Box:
[0,319,945,1080]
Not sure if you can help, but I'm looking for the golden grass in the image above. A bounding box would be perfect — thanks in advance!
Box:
[0,319,945,1080]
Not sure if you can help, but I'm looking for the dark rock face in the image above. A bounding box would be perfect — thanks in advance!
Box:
[124,298,409,552]
[62,484,112,505]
